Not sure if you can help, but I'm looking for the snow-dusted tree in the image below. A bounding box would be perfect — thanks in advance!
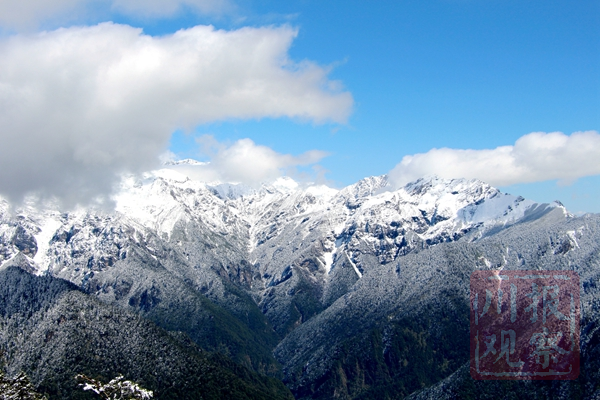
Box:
[76,374,153,399]
[0,371,47,399]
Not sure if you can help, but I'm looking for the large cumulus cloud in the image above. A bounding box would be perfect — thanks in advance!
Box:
[388,131,600,188]
[0,0,232,30]
[0,23,352,204]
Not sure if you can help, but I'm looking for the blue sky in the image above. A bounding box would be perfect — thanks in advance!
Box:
[0,0,598,212]
[174,0,600,212]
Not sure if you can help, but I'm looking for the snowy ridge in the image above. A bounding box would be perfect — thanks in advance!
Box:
[1,172,558,282]
[108,171,559,296]
[163,158,208,166]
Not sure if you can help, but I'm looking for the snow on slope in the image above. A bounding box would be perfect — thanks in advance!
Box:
[1,167,558,283]
[113,171,558,288]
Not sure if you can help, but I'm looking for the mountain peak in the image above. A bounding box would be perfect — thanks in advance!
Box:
[162,158,208,166]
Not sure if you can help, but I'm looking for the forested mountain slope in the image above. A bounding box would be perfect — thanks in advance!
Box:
[0,266,293,399]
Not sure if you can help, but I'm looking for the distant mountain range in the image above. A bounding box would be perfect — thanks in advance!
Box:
[1,168,598,399]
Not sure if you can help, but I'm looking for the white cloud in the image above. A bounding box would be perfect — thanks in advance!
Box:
[0,0,81,30]
[0,0,231,30]
[168,136,329,186]
[388,131,600,188]
[0,23,352,204]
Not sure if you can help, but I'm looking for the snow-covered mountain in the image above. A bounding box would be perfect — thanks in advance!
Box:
[0,171,563,333]
[1,171,559,314]
[3,168,598,399]
[1,170,559,274]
